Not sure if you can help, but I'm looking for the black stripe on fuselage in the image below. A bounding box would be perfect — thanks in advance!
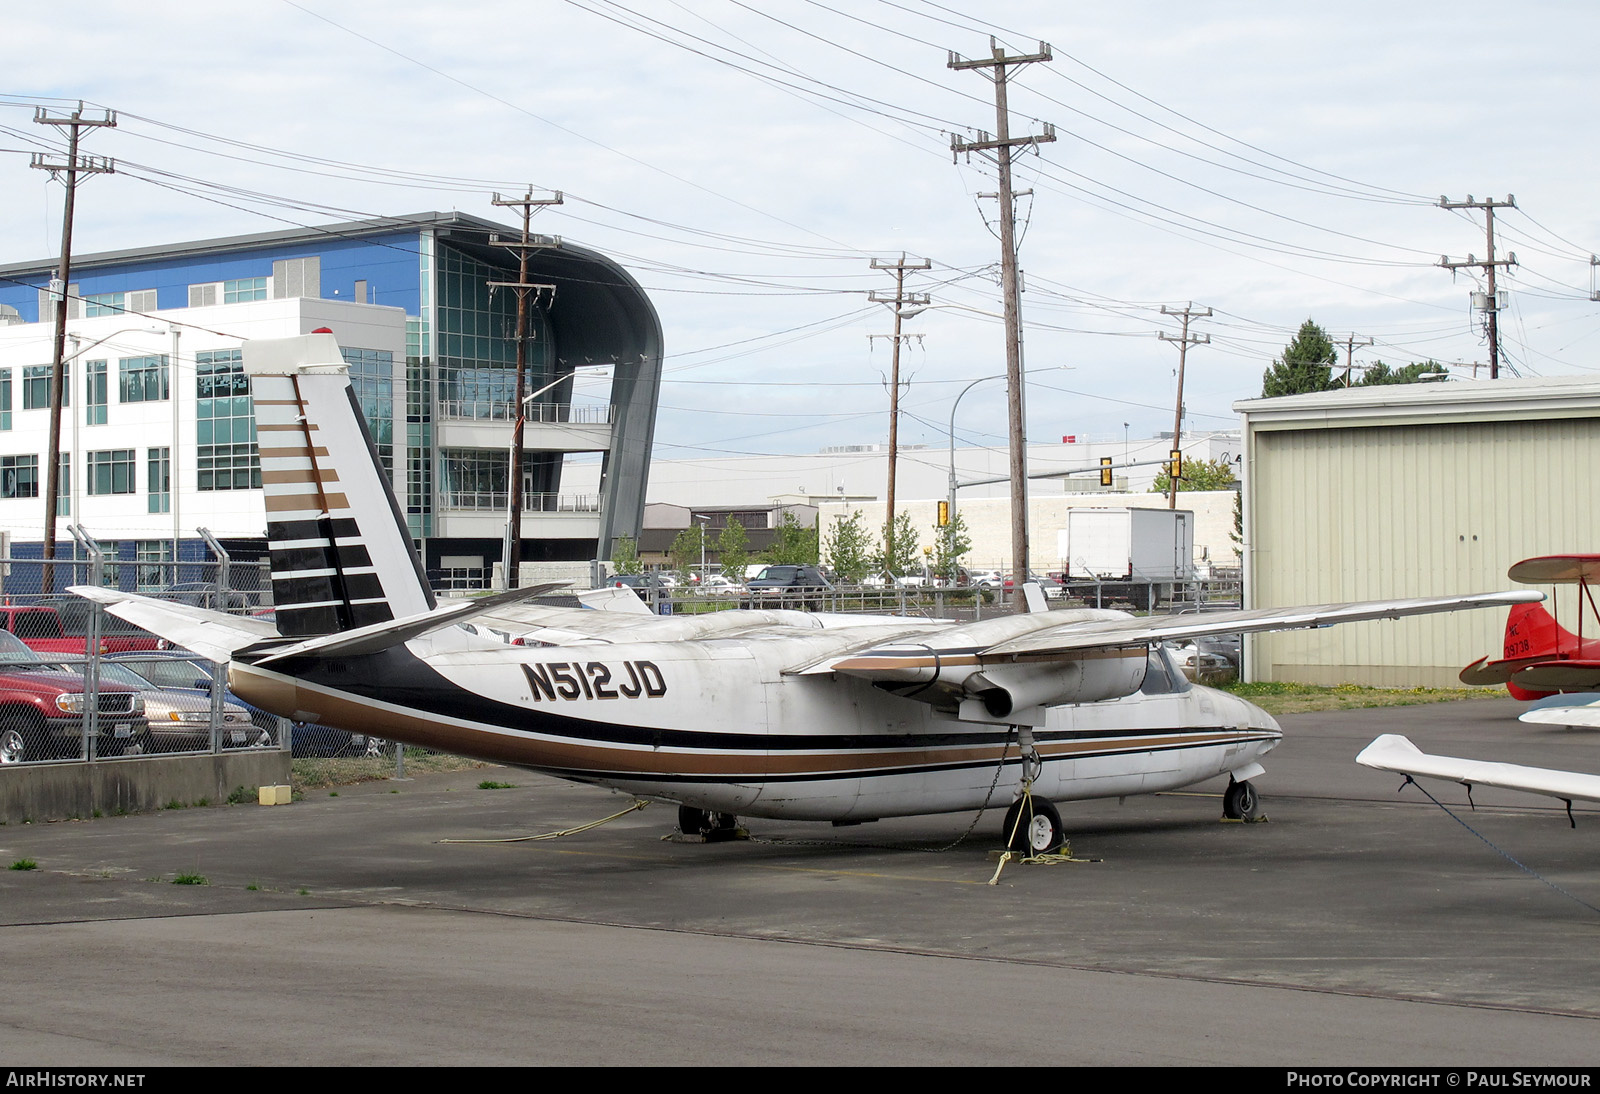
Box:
[263,646,1275,757]
[485,732,1282,786]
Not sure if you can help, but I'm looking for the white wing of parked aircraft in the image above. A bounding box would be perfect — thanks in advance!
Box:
[70,332,1541,854]
[1357,733,1600,822]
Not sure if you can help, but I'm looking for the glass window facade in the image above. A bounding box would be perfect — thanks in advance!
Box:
[23,364,67,410]
[85,360,107,424]
[83,292,125,317]
[223,277,268,304]
[147,447,170,514]
[0,454,38,499]
[118,355,170,403]
[135,540,173,590]
[0,369,10,430]
[88,449,136,495]
[343,346,395,484]
[195,349,261,491]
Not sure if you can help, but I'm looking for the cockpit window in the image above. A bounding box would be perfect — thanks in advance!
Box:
[1139,645,1192,695]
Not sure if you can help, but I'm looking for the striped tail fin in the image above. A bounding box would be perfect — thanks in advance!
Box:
[244,332,434,637]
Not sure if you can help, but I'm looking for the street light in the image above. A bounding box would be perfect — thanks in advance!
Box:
[692,513,710,581]
[502,369,607,589]
[945,365,1073,544]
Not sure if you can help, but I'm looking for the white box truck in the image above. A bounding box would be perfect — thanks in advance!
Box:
[1057,508,1195,609]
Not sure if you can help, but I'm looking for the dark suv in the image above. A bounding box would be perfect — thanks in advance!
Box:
[743,565,832,610]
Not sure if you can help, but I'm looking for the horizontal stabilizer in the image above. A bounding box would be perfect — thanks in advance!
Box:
[1356,734,1600,805]
[68,586,280,663]
[1506,660,1600,692]
[248,582,567,664]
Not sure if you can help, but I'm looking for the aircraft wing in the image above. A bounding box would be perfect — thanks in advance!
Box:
[1357,734,1600,806]
[972,591,1542,658]
[1520,698,1600,729]
[68,586,280,663]
[1506,555,1600,585]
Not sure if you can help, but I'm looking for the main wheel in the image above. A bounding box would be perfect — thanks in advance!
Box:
[677,805,738,839]
[1223,779,1260,821]
[1002,796,1064,855]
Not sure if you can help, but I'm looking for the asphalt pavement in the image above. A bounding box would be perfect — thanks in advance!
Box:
[1,698,1596,1066]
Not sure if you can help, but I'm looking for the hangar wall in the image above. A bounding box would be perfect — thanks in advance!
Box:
[1239,379,1600,686]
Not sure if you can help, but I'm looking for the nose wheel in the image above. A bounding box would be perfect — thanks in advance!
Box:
[1002,795,1064,855]
[1222,778,1261,821]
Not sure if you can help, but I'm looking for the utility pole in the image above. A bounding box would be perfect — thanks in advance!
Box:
[950,38,1056,607]
[868,255,930,576]
[1340,333,1374,386]
[488,189,563,588]
[1158,304,1210,510]
[1439,195,1516,379]
[31,103,115,592]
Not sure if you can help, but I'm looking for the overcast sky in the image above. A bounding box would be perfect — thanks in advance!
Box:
[5,1,1598,469]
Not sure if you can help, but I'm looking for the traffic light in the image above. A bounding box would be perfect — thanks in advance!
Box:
[1169,450,1182,480]
[937,500,949,527]
[1099,456,1113,487]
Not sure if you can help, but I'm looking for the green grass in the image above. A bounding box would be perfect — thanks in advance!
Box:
[1218,680,1501,715]
[477,780,516,790]
[9,858,37,871]
[292,748,488,792]
[171,873,208,886]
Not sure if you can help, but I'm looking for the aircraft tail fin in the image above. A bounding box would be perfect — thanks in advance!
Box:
[245,333,434,638]
[1503,601,1578,700]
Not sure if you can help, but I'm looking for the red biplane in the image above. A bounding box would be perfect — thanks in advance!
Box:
[1460,555,1600,700]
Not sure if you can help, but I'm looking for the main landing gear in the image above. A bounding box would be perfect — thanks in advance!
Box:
[1222,778,1261,821]
[677,805,740,841]
[1002,795,1065,855]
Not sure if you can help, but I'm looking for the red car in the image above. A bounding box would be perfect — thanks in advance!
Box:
[0,631,148,763]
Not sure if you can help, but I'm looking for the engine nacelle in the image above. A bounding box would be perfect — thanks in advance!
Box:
[966,649,1148,717]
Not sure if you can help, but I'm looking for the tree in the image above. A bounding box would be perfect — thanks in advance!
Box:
[931,509,972,583]
[875,511,921,578]
[1150,457,1238,494]
[714,518,749,581]
[824,510,874,584]
[667,524,703,575]
[766,510,818,566]
[1261,320,1339,397]
[610,535,642,575]
[1357,359,1447,386]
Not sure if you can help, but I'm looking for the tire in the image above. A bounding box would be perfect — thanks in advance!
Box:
[1002,796,1064,855]
[1223,779,1260,821]
[677,805,737,839]
[0,724,27,765]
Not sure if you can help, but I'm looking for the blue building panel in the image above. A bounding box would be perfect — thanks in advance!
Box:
[0,230,424,322]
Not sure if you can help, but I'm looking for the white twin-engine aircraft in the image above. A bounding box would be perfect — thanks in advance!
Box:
[75,334,1539,854]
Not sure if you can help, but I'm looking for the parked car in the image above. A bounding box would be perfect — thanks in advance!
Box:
[743,565,831,610]
[0,602,162,656]
[692,573,744,596]
[1168,640,1236,684]
[90,661,258,753]
[0,631,147,763]
[1002,573,1065,600]
[158,582,257,612]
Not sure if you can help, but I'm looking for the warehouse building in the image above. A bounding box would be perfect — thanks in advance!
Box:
[1235,377,1600,686]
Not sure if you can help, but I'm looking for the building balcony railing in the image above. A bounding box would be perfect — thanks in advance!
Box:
[439,490,604,513]
[437,400,615,425]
